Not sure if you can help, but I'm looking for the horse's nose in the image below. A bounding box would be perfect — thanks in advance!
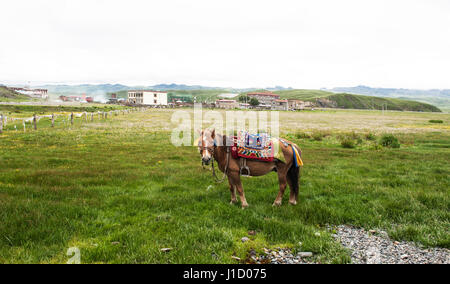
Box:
[202,157,211,164]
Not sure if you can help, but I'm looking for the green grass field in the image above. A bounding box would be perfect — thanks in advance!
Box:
[0,107,449,263]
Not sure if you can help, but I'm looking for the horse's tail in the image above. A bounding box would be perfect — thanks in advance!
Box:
[287,144,302,196]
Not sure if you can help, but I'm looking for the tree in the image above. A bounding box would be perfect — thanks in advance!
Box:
[249,98,259,106]
[238,95,248,102]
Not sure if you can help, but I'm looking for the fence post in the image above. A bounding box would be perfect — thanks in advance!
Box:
[71,113,74,125]
[51,113,55,127]
[23,121,26,132]
[33,114,37,130]
[91,112,94,122]
[0,114,3,134]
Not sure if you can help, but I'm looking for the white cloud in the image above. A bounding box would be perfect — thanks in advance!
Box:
[1,0,449,88]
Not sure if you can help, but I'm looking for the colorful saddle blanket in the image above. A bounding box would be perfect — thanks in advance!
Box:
[231,131,274,162]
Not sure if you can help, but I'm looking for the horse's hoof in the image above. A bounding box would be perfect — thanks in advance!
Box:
[272,201,282,207]
[230,200,237,205]
[289,200,297,205]
[241,203,249,209]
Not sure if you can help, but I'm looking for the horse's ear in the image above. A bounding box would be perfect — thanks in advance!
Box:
[211,129,215,139]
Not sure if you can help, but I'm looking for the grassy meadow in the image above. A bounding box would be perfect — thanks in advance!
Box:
[0,106,449,263]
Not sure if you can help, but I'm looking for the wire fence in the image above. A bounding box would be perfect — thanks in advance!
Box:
[0,107,147,134]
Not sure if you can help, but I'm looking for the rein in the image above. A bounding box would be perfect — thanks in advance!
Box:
[201,139,230,183]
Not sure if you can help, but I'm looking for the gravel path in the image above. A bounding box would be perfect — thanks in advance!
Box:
[331,225,450,264]
[245,247,316,264]
[239,225,449,264]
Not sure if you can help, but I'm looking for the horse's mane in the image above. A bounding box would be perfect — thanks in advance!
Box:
[215,133,232,147]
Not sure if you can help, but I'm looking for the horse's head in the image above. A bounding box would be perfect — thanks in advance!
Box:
[198,129,215,165]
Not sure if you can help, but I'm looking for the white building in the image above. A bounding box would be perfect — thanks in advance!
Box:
[127,90,168,105]
[10,87,48,99]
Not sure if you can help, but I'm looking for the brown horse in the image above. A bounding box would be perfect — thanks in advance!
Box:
[198,129,302,208]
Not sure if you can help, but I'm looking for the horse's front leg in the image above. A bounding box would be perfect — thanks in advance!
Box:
[228,172,248,208]
[227,176,237,204]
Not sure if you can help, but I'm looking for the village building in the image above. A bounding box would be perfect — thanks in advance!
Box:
[246,92,280,107]
[215,99,239,109]
[287,99,314,110]
[59,94,93,103]
[272,99,289,111]
[239,103,250,109]
[217,93,239,99]
[127,90,168,105]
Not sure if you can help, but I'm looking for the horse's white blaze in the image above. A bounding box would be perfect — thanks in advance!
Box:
[202,149,211,159]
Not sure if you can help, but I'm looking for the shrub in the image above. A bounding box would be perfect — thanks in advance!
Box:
[311,130,330,141]
[370,144,383,150]
[365,132,377,141]
[295,132,311,139]
[356,137,363,145]
[341,139,355,148]
[429,120,443,123]
[312,132,323,141]
[379,134,400,148]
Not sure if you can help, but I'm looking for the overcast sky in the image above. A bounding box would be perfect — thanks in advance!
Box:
[1,0,449,89]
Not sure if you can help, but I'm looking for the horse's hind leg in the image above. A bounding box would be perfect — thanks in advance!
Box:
[227,176,237,204]
[286,177,297,205]
[273,165,288,207]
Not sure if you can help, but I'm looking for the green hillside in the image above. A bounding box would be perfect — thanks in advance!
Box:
[0,87,32,102]
[274,90,441,112]
[274,89,334,100]
[327,93,441,112]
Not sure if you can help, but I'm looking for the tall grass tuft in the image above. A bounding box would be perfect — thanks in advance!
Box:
[341,138,356,148]
[380,134,400,148]
[365,132,377,141]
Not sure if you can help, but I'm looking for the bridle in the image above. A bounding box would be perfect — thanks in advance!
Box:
[200,137,230,183]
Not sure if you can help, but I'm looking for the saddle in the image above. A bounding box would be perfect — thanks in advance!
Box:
[231,131,274,162]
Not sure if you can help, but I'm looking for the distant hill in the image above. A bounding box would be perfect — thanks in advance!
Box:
[274,89,441,112]
[326,93,441,112]
[326,85,450,112]
[0,86,31,102]
[271,89,334,100]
